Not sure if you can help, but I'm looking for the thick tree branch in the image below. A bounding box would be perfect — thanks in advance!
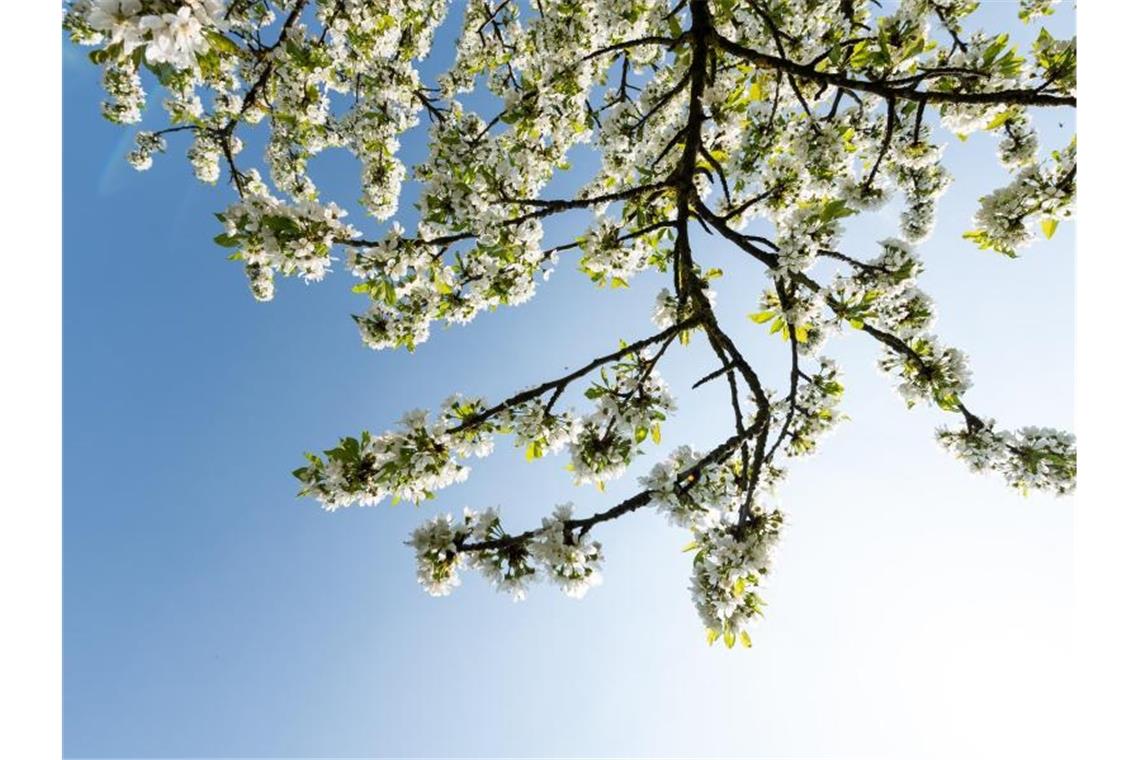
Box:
[714,33,1076,108]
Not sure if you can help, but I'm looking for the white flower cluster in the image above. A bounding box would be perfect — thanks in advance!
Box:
[690,511,782,647]
[188,131,225,183]
[774,358,846,458]
[640,445,738,529]
[348,213,547,352]
[294,402,490,511]
[936,32,1034,137]
[967,138,1075,257]
[464,508,537,601]
[216,179,358,301]
[530,504,605,599]
[76,0,224,71]
[99,62,146,124]
[407,507,536,600]
[406,503,602,601]
[650,289,679,330]
[508,400,583,461]
[570,351,676,486]
[996,110,1039,169]
[579,217,656,285]
[127,130,167,170]
[886,134,952,244]
[640,444,785,645]
[650,286,715,331]
[773,203,844,276]
[408,512,466,597]
[878,335,973,411]
[824,238,935,340]
[1019,0,1057,23]
[938,421,1076,496]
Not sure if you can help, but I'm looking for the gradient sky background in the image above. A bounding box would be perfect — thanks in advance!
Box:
[63,3,1075,758]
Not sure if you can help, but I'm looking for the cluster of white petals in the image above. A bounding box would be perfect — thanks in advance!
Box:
[216,178,358,301]
[641,445,737,529]
[967,138,1075,256]
[938,421,1076,496]
[294,399,489,510]
[690,511,782,646]
[879,335,973,410]
[530,504,605,599]
[570,350,676,486]
[407,504,603,601]
[76,0,224,71]
[408,512,466,597]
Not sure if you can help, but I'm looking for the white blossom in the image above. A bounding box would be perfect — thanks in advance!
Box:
[531,504,604,599]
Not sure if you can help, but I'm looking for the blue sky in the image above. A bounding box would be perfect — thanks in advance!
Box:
[64,3,1074,758]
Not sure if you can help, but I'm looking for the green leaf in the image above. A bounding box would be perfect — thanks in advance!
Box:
[432,274,453,294]
[706,628,721,646]
[828,43,842,67]
[1041,217,1059,239]
[144,60,180,86]
[749,310,777,325]
[818,198,855,223]
[651,423,662,445]
[724,630,737,649]
[740,630,753,649]
[985,110,1015,131]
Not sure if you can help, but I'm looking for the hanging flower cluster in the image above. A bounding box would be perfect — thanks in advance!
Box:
[690,510,782,648]
[215,178,358,301]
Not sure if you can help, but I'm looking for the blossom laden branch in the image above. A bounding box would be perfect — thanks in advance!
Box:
[67,0,1078,648]
[713,30,1075,109]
